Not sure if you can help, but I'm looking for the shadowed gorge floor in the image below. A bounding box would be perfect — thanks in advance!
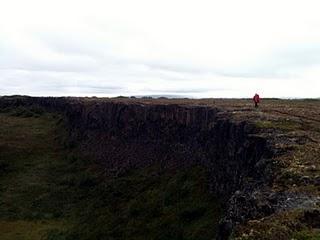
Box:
[0,108,222,240]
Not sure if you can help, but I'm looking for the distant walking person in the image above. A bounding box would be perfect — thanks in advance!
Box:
[253,93,260,108]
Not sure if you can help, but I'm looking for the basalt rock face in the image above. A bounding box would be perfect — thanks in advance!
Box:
[71,104,271,195]
[0,96,276,239]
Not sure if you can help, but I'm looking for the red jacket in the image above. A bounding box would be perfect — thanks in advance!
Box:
[253,94,260,103]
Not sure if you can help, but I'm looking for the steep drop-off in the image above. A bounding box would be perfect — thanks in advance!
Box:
[0,96,292,239]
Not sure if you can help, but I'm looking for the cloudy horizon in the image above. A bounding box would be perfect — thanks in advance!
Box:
[1,0,320,98]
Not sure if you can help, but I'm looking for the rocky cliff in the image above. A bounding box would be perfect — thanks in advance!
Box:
[0,96,281,239]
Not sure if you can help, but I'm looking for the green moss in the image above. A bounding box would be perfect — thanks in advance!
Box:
[0,220,68,240]
[65,166,222,240]
[293,230,320,240]
[255,119,301,131]
[234,210,320,240]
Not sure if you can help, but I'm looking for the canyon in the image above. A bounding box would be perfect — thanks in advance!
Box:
[1,96,319,239]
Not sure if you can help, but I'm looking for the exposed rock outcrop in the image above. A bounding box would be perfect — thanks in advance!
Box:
[0,96,281,239]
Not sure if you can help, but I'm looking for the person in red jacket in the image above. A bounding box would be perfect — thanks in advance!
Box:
[253,93,260,108]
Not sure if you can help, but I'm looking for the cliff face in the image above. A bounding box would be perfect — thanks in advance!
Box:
[0,96,276,239]
[70,102,272,196]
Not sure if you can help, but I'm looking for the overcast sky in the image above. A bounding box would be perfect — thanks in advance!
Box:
[0,0,320,98]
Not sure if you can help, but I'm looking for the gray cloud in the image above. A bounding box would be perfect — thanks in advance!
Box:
[0,0,320,98]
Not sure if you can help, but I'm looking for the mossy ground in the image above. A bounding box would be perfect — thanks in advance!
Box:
[0,107,222,240]
[234,209,320,240]
[240,101,320,240]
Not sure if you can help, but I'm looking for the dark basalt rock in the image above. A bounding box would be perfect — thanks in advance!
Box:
[0,96,281,239]
[302,209,320,228]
